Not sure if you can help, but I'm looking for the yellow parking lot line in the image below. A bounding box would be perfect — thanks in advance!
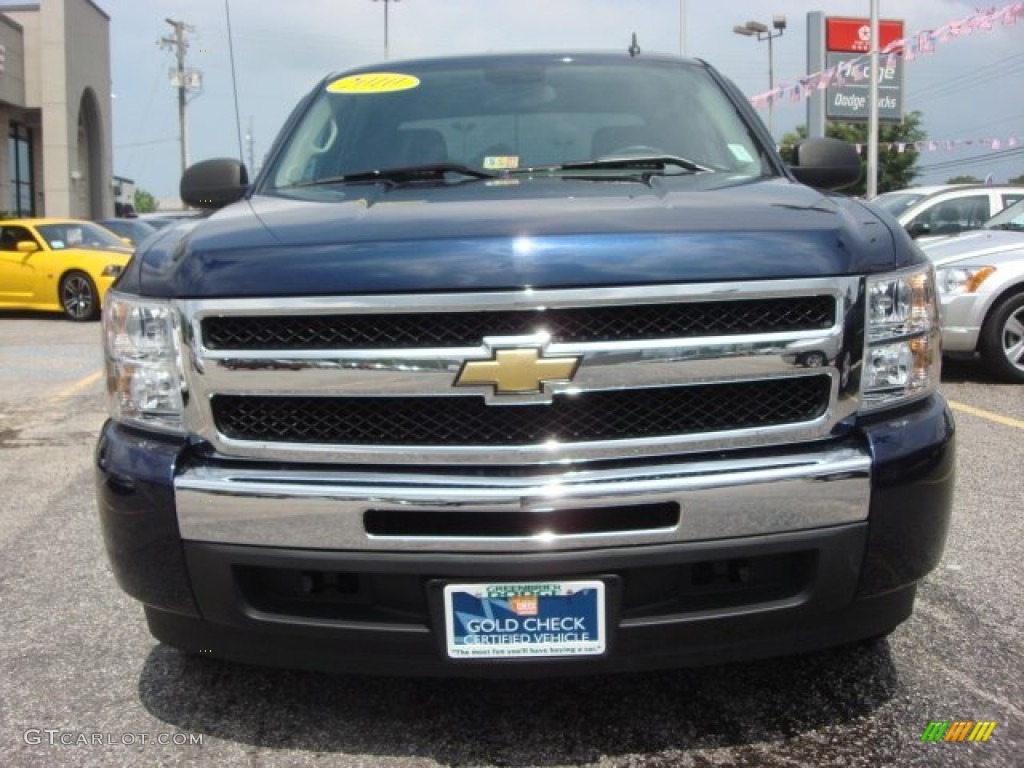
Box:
[948,400,1024,430]
[52,369,104,401]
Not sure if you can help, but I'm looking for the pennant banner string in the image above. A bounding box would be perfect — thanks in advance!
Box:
[778,135,1021,154]
[748,2,1024,109]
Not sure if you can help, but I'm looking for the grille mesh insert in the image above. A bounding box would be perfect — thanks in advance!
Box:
[202,297,835,350]
[212,376,831,446]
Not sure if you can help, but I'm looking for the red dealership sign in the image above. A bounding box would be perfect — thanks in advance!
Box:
[826,18,904,53]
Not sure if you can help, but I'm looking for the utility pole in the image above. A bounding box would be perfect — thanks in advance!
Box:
[245,117,256,174]
[159,18,199,177]
[372,0,400,60]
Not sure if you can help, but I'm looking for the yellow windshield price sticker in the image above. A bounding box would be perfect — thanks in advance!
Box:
[327,73,420,94]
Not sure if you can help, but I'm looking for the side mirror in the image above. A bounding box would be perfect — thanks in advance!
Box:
[906,221,931,239]
[180,158,249,210]
[788,138,861,191]
[16,240,38,254]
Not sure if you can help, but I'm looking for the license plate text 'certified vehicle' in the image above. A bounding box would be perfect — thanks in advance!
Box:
[444,580,606,659]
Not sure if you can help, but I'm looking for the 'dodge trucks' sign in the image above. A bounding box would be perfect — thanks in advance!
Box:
[825,17,904,122]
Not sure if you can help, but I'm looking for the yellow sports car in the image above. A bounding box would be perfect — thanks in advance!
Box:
[0,218,133,321]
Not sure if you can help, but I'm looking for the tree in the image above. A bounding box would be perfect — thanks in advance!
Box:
[134,188,159,214]
[1009,172,1024,185]
[946,175,982,184]
[780,111,927,197]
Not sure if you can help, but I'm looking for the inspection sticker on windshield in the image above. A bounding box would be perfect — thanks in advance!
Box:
[482,155,520,170]
[326,73,420,94]
[444,580,605,659]
[728,144,754,163]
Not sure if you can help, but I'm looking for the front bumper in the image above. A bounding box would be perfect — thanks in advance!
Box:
[95,394,955,675]
[939,292,987,354]
[173,445,872,553]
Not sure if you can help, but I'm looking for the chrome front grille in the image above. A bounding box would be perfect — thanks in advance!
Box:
[201,296,835,350]
[180,278,863,466]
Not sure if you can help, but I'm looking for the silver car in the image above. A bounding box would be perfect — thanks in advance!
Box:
[921,200,1024,382]
[875,184,1023,242]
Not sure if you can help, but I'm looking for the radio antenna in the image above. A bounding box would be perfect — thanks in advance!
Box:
[225,0,245,165]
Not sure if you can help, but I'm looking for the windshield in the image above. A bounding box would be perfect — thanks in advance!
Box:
[873,192,926,217]
[983,199,1024,231]
[35,221,128,251]
[101,219,157,241]
[263,56,771,191]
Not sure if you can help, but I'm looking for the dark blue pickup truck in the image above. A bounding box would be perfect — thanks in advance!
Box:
[95,52,954,676]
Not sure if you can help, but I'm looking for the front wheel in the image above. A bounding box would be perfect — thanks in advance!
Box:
[60,271,99,321]
[979,291,1024,383]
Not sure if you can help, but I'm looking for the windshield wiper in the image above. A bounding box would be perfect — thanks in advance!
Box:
[284,163,497,188]
[557,155,714,174]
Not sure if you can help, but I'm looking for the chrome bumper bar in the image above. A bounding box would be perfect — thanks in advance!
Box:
[176,444,871,552]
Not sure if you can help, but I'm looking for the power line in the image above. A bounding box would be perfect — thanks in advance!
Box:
[922,146,1024,166]
[115,137,178,149]
[119,65,165,177]
[947,113,1024,136]
[919,146,1024,172]
[912,66,1024,108]
[915,52,1024,91]
[911,53,1024,102]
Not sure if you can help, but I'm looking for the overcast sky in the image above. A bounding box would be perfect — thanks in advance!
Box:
[78,0,1024,200]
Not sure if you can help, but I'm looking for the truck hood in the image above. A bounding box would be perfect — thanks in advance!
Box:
[130,176,913,298]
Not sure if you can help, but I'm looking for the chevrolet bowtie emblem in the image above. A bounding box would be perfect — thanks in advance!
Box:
[455,348,581,395]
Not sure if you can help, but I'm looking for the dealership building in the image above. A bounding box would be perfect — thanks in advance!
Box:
[0,0,112,219]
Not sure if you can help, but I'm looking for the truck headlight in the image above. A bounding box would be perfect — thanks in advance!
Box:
[861,265,941,411]
[103,292,185,433]
[936,265,995,296]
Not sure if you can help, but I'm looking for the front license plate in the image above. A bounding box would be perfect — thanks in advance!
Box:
[443,580,606,659]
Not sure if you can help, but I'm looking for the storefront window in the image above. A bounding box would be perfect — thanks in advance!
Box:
[9,122,34,217]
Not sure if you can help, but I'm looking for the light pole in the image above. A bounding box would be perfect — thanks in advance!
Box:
[372,0,400,60]
[679,0,687,56]
[866,0,880,199]
[733,15,786,138]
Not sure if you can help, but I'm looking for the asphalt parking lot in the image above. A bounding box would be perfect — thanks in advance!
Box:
[0,313,1020,767]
